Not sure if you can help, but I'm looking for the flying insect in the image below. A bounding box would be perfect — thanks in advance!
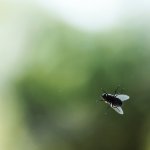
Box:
[100,88,129,114]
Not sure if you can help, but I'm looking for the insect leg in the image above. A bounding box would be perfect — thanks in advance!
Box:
[96,99,103,103]
[114,85,120,95]
[101,88,107,94]
[120,87,125,94]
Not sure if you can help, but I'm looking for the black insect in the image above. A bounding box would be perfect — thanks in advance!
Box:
[100,88,129,114]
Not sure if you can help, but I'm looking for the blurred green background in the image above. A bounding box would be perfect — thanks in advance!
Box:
[0,1,150,150]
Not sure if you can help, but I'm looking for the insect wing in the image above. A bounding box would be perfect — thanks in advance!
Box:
[111,106,124,114]
[115,94,129,101]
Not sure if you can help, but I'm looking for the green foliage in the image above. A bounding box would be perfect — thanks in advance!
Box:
[16,22,150,150]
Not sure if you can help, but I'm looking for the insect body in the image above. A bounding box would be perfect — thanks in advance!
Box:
[101,92,129,115]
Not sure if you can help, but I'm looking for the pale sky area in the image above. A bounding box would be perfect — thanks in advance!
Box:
[36,0,150,31]
[36,0,122,31]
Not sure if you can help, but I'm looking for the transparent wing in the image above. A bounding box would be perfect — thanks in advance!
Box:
[111,106,124,114]
[115,94,129,101]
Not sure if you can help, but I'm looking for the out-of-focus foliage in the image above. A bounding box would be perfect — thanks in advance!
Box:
[15,19,150,150]
[1,2,150,150]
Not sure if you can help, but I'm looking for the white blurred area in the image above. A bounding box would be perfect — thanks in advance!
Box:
[37,0,121,31]
[37,0,150,31]
[0,1,150,150]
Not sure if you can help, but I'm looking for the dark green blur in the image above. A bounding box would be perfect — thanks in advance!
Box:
[16,21,150,150]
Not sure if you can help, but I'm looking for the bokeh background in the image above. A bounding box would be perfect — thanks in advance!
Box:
[0,1,150,150]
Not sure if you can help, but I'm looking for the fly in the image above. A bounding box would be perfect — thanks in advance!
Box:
[100,87,129,115]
